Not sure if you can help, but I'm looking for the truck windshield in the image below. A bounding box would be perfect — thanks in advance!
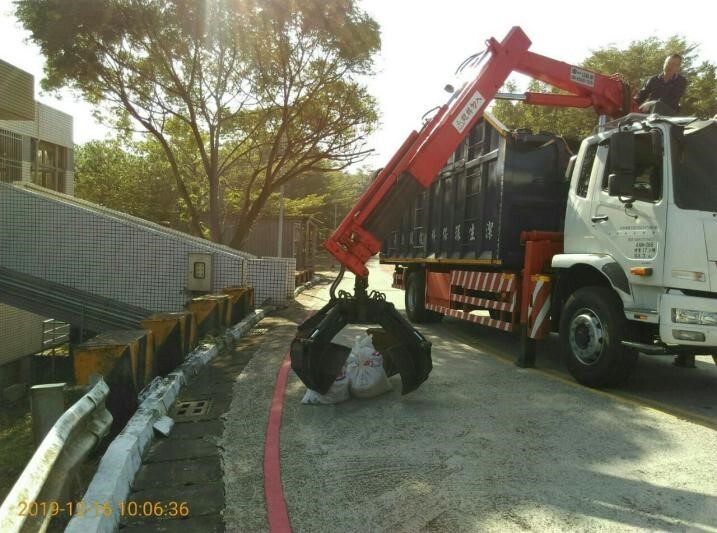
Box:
[672,120,717,212]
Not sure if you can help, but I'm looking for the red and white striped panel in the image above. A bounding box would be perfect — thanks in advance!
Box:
[426,303,514,332]
[450,270,516,294]
[528,275,552,340]
[451,293,516,312]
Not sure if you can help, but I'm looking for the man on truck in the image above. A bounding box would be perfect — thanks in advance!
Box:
[634,53,687,115]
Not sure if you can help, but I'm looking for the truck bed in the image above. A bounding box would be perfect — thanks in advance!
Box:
[380,116,570,268]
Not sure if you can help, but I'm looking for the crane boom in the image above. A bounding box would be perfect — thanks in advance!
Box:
[326,26,633,277]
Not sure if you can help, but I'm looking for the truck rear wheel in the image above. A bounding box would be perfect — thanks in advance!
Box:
[405,270,443,323]
[559,286,637,387]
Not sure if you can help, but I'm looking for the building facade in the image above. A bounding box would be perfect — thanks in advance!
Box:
[0,58,74,375]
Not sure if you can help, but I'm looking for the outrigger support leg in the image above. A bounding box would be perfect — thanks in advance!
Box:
[290,270,432,395]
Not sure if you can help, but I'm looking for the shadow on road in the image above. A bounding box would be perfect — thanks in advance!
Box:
[286,287,717,531]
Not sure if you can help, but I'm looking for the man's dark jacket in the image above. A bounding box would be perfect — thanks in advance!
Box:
[635,73,687,112]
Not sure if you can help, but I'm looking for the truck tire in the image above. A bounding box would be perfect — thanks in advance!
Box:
[559,286,637,387]
[405,270,443,323]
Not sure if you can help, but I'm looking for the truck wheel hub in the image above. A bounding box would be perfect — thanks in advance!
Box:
[569,310,604,365]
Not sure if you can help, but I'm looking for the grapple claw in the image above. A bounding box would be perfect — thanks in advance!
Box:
[290,274,432,395]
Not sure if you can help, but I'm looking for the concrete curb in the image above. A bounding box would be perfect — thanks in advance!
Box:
[66,307,273,533]
[293,275,324,298]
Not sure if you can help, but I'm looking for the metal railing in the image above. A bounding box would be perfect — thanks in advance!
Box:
[41,319,70,350]
[0,266,150,333]
[0,379,112,533]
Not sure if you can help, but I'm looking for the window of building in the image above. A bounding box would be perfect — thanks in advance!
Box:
[0,128,22,183]
[32,139,67,192]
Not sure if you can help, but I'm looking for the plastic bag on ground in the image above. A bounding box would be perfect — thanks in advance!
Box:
[346,333,392,398]
[301,368,349,405]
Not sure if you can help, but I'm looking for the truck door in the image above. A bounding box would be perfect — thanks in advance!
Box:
[589,130,668,290]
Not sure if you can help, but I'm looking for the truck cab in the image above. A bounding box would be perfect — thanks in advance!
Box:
[555,114,717,375]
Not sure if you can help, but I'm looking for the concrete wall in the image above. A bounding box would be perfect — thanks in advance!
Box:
[0,59,34,121]
[36,103,73,148]
[0,63,70,367]
[0,183,296,313]
[0,304,45,366]
[0,102,73,145]
[246,257,297,305]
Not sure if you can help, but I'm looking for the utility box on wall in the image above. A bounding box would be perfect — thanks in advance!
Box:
[187,253,213,292]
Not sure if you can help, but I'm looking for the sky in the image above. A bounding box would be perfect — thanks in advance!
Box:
[1,0,715,167]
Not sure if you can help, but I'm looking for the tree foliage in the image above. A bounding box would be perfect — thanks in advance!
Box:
[74,140,181,226]
[492,36,717,141]
[74,138,372,240]
[16,0,380,246]
[260,166,373,225]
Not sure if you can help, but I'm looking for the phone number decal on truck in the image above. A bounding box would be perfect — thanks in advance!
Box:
[453,91,485,133]
[570,66,595,87]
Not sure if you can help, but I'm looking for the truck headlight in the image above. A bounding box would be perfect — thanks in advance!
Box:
[673,308,700,324]
[701,311,717,326]
[672,308,717,325]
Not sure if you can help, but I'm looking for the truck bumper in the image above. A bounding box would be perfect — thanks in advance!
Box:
[659,293,717,347]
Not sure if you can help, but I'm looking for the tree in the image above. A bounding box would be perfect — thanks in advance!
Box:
[492,36,717,140]
[16,0,380,246]
[74,140,182,226]
[259,166,374,228]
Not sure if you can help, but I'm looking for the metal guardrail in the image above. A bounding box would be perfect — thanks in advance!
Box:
[0,379,112,533]
[64,307,272,533]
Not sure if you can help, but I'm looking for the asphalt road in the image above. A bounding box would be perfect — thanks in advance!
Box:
[222,258,717,532]
[318,259,717,430]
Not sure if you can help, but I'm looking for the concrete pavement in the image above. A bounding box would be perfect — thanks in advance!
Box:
[221,261,717,531]
[117,311,305,532]
[117,259,717,532]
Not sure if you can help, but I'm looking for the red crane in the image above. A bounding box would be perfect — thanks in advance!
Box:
[291,26,636,395]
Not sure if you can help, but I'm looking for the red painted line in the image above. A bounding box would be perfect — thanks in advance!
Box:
[264,353,292,533]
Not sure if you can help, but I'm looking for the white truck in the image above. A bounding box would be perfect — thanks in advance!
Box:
[291,26,716,394]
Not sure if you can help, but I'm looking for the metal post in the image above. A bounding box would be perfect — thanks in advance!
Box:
[517,324,536,368]
[277,184,284,257]
[598,114,608,132]
[30,383,66,447]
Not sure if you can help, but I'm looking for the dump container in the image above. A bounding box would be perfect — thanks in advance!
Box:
[381,115,571,268]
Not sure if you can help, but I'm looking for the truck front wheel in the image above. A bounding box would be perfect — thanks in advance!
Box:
[559,287,637,387]
[405,270,443,323]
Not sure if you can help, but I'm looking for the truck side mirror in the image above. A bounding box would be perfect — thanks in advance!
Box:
[607,173,634,197]
[606,131,635,198]
[608,131,635,174]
